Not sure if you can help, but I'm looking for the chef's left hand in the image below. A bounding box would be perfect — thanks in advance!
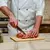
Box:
[31,27,39,38]
[26,27,39,38]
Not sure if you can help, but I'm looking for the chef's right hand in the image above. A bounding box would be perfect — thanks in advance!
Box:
[9,16,18,28]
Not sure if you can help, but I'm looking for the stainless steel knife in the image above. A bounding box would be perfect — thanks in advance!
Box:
[17,26,26,34]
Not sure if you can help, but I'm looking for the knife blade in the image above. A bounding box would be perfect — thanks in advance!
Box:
[17,26,26,34]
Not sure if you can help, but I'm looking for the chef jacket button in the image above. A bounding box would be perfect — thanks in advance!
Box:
[26,20,27,21]
[19,20,20,21]
[25,29,27,30]
[19,8,20,10]
[26,9,28,10]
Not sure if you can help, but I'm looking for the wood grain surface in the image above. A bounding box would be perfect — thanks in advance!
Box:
[10,36,45,42]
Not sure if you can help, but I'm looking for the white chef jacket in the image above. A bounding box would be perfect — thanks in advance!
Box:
[0,0,45,35]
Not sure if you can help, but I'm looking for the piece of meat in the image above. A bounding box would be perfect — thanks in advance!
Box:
[16,33,29,39]
[21,34,27,39]
[16,33,38,39]
[16,33,25,38]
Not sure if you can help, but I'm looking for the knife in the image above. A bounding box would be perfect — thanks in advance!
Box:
[17,26,26,34]
[10,22,26,34]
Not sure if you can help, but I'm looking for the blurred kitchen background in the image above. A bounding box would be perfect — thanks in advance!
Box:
[0,0,50,33]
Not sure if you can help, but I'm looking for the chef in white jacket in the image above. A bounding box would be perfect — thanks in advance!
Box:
[0,0,45,50]
[0,0,45,36]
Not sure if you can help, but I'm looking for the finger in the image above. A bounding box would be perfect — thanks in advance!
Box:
[10,22,14,27]
[13,21,17,28]
[32,31,36,36]
[31,33,34,38]
[34,33,38,38]
[10,22,17,28]
[26,34,30,38]
[15,20,18,26]
[32,31,37,38]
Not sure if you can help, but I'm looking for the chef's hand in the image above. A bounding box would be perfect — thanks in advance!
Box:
[9,16,18,28]
[31,27,39,38]
[26,28,39,38]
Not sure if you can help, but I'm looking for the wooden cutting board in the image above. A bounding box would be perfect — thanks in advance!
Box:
[10,36,45,42]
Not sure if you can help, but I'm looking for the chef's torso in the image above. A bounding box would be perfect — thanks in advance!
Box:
[10,0,37,32]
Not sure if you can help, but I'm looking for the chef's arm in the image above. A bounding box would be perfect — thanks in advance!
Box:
[0,6,14,18]
[0,6,18,27]
[34,16,42,29]
[34,0,45,29]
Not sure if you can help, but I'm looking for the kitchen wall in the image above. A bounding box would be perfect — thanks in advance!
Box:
[42,0,50,24]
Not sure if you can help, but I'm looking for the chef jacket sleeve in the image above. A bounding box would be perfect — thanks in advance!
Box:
[0,0,8,7]
[36,0,45,17]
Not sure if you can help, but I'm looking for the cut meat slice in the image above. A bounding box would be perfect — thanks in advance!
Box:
[16,33,25,38]
[16,33,38,39]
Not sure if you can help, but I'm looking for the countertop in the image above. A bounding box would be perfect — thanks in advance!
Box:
[0,33,50,50]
